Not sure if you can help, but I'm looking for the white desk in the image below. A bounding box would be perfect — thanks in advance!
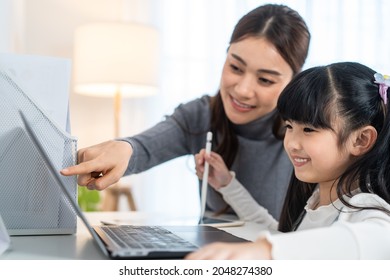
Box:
[1,211,265,260]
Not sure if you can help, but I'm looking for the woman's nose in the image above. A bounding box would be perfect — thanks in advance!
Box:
[235,74,256,98]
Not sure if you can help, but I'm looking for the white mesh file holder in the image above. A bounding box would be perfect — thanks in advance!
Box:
[0,70,77,235]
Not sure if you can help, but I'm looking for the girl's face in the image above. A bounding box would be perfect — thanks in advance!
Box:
[220,37,293,124]
[283,121,355,191]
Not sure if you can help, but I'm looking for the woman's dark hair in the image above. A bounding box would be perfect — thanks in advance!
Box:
[277,62,390,232]
[210,4,311,167]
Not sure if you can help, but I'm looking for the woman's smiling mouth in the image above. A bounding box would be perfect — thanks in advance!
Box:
[230,95,256,112]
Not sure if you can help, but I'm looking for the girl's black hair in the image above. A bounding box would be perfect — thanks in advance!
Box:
[277,62,390,232]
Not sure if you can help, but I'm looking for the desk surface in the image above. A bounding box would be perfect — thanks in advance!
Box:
[1,211,265,260]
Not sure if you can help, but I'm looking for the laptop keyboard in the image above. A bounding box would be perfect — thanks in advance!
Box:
[101,225,197,250]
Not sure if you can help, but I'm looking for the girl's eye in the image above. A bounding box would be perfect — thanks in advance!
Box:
[303,127,315,133]
[284,121,293,129]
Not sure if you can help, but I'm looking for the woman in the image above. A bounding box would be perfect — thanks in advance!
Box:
[61,4,310,219]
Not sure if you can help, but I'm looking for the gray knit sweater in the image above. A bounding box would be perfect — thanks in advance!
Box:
[122,95,292,219]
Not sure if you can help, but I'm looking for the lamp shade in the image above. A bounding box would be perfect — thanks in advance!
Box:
[73,22,159,98]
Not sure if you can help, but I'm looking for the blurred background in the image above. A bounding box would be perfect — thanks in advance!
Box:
[1,0,389,217]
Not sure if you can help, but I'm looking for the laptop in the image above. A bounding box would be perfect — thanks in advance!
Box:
[19,111,247,259]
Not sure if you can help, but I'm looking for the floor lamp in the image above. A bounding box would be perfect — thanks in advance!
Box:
[73,22,159,211]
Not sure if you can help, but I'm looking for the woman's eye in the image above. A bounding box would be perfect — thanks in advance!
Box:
[258,78,274,85]
[230,64,242,73]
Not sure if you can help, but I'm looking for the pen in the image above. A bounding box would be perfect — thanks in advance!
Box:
[200,131,212,219]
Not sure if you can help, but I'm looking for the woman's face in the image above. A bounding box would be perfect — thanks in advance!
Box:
[220,37,293,124]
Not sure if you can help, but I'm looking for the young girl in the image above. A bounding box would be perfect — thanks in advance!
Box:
[187,62,390,259]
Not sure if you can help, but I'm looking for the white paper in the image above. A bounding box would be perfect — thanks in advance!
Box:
[0,53,71,131]
[0,214,10,255]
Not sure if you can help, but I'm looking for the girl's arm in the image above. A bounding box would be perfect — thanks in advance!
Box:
[195,150,278,229]
[185,238,273,260]
[218,174,278,229]
[188,194,390,260]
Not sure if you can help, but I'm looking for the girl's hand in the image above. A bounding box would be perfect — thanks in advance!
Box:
[185,238,272,260]
[60,140,133,191]
[194,150,233,189]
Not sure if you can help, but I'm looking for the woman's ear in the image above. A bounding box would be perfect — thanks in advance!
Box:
[350,125,378,156]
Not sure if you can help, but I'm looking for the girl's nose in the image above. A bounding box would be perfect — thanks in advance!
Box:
[284,132,301,152]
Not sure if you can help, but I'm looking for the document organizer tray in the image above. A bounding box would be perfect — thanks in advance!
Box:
[0,70,77,235]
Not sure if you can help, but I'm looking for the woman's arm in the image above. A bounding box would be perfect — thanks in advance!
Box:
[62,96,212,189]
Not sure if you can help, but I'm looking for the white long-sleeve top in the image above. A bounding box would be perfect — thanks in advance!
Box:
[218,174,390,259]
[218,172,279,229]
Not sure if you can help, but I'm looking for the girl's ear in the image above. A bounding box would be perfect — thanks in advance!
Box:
[350,125,378,156]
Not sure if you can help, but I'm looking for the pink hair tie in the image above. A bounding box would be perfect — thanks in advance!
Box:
[374,73,390,104]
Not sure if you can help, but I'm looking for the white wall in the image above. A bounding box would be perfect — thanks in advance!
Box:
[22,0,135,147]
[0,0,12,52]
[0,0,24,52]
